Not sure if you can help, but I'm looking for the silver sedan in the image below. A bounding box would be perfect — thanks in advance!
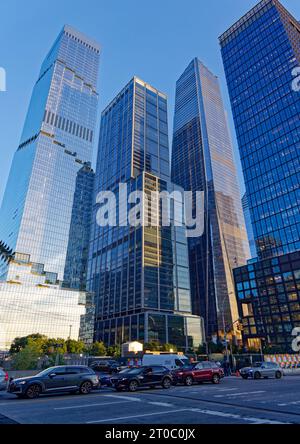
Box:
[240,362,283,380]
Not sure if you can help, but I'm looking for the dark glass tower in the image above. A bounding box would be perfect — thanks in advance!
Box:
[242,193,257,259]
[64,163,95,291]
[220,0,300,260]
[171,59,250,339]
[88,77,203,349]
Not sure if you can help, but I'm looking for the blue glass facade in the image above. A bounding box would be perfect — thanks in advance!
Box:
[64,163,95,291]
[0,26,100,348]
[171,59,250,339]
[0,25,100,281]
[242,193,258,259]
[220,0,300,260]
[234,251,300,352]
[88,77,203,349]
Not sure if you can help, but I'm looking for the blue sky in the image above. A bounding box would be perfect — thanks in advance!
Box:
[0,0,299,204]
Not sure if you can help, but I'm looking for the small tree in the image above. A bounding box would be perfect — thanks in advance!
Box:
[66,339,85,354]
[161,343,177,352]
[12,339,42,370]
[107,345,121,358]
[10,334,47,354]
[144,341,161,351]
[87,341,107,356]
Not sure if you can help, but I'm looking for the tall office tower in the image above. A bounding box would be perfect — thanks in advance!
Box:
[0,27,100,349]
[220,0,300,351]
[64,163,95,291]
[220,0,300,260]
[242,193,257,259]
[171,59,250,339]
[88,77,203,350]
[0,25,100,282]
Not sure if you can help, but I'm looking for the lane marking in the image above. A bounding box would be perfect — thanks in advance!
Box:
[148,402,175,408]
[278,400,300,407]
[103,395,142,402]
[217,388,239,392]
[86,408,190,423]
[214,390,265,398]
[54,400,133,410]
[190,408,289,424]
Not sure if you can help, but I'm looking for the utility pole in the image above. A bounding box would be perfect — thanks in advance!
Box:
[68,325,73,340]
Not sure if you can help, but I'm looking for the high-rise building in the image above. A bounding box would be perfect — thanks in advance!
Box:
[171,59,250,339]
[0,26,100,349]
[220,0,300,260]
[87,77,204,350]
[242,193,257,259]
[64,163,95,291]
[220,0,300,351]
[234,251,300,352]
[0,25,100,281]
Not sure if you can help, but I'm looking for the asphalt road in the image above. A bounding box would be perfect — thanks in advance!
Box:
[1,376,300,424]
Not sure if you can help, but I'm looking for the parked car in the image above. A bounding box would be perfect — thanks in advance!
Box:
[240,362,283,380]
[98,373,112,387]
[142,353,190,370]
[0,368,8,391]
[90,359,121,374]
[173,361,224,386]
[8,365,100,399]
[111,366,173,392]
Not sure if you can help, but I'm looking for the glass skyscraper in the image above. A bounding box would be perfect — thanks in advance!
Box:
[0,26,100,349]
[88,77,203,349]
[220,0,300,351]
[220,0,300,260]
[0,25,100,282]
[64,163,95,291]
[242,193,258,259]
[171,59,250,339]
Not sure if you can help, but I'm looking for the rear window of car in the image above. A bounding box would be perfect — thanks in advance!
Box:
[0,370,5,376]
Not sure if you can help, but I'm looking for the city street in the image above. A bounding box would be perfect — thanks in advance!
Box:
[1,376,300,424]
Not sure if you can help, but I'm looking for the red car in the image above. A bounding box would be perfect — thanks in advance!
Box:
[173,361,224,386]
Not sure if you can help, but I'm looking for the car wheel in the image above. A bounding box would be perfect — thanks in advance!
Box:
[129,380,139,392]
[241,375,248,380]
[79,381,92,395]
[212,374,220,384]
[162,377,172,389]
[275,371,282,379]
[184,376,194,386]
[254,372,261,380]
[25,384,41,399]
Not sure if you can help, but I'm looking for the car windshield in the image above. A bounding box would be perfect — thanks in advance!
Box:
[35,367,56,377]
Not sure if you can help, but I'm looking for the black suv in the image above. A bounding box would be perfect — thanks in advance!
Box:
[90,359,120,374]
[8,366,100,399]
[111,366,173,392]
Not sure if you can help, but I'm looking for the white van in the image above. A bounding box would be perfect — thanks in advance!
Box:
[142,353,190,370]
